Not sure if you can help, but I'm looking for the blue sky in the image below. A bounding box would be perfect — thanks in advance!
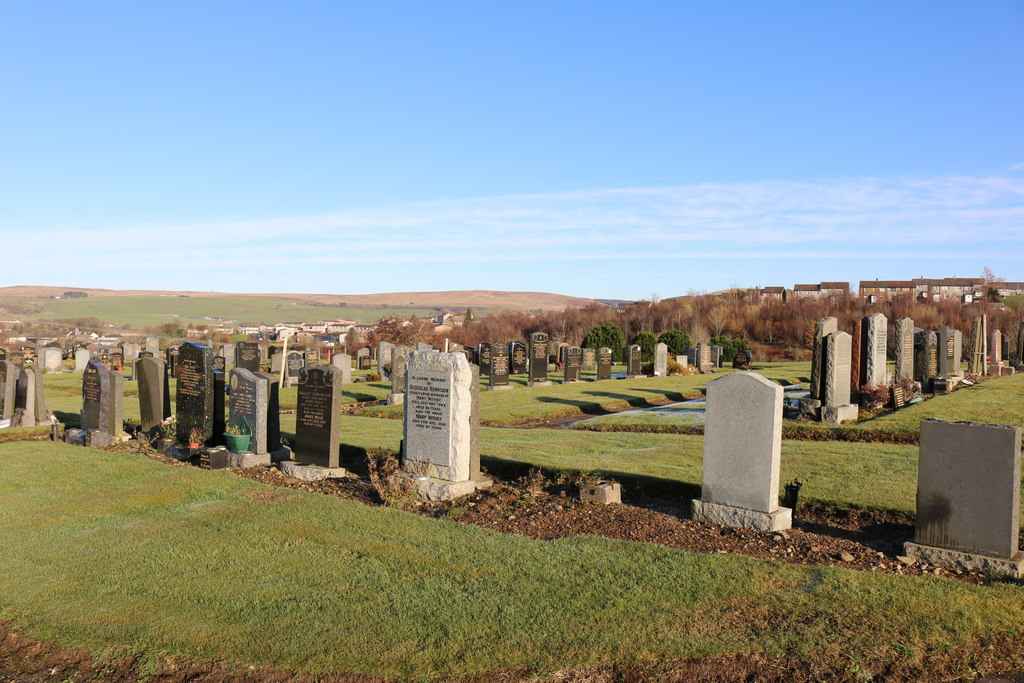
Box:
[1,1,1022,298]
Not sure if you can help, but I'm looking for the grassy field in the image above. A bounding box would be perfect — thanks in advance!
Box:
[3,441,1024,679]
[10,294,437,328]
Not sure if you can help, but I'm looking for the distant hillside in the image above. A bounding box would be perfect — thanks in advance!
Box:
[0,287,598,317]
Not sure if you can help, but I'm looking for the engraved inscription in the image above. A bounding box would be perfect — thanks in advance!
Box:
[408,374,450,432]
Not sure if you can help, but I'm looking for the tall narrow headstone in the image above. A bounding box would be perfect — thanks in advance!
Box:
[510,341,527,374]
[582,347,596,372]
[915,331,938,390]
[904,420,1023,577]
[221,343,236,366]
[166,345,179,378]
[331,353,353,384]
[0,360,17,420]
[402,351,488,500]
[894,317,914,382]
[229,368,269,455]
[820,331,858,424]
[389,346,411,404]
[1016,320,1024,365]
[624,345,642,377]
[597,347,612,380]
[136,355,166,437]
[991,329,1003,366]
[953,329,963,374]
[710,345,724,368]
[528,332,549,386]
[860,313,888,387]
[477,342,492,377]
[809,317,838,400]
[691,372,791,531]
[81,360,123,436]
[294,365,343,468]
[969,317,985,375]
[489,342,510,389]
[211,369,226,446]
[697,342,713,374]
[19,367,39,427]
[938,326,955,376]
[174,342,213,445]
[376,342,394,374]
[563,346,583,383]
[653,343,668,377]
[256,371,282,453]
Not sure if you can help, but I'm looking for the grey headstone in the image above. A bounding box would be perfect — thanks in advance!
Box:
[229,368,269,455]
[563,346,583,383]
[391,346,411,395]
[0,360,16,420]
[81,360,123,436]
[74,348,91,373]
[653,343,668,377]
[42,347,63,372]
[221,343,236,366]
[331,353,353,384]
[809,317,838,399]
[597,347,612,380]
[697,342,713,374]
[894,317,914,382]
[136,356,166,437]
[822,331,852,407]
[860,312,888,387]
[377,342,395,373]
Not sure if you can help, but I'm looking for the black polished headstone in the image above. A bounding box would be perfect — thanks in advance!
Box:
[477,342,492,377]
[597,347,612,380]
[510,341,526,374]
[174,341,213,444]
[295,365,343,468]
[236,341,261,372]
[564,346,583,383]
[489,342,509,388]
[528,332,549,384]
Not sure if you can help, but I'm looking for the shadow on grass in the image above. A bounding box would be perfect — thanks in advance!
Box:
[53,410,80,429]
[343,390,381,402]
[581,391,661,408]
[626,388,692,402]
[535,396,612,416]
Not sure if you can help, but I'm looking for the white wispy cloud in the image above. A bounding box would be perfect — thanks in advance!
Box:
[7,174,1024,289]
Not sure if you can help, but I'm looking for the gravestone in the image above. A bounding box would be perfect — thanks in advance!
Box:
[9,351,24,368]
[331,353,353,384]
[415,342,433,352]
[904,420,1024,577]
[212,370,226,446]
[73,348,91,373]
[953,329,963,374]
[653,343,668,376]
[510,341,527,374]
[95,353,111,370]
[710,345,724,368]
[477,342,492,377]
[891,385,906,410]
[270,351,283,374]
[676,354,689,369]
[376,342,393,373]
[256,371,283,454]
[969,316,986,375]
[991,328,1003,368]
[528,332,550,386]
[18,367,40,427]
[915,331,939,390]
[809,317,838,400]
[461,347,477,365]
[820,331,858,424]
[213,355,226,372]
[285,350,304,387]
[389,346,412,404]
[236,341,261,372]
[0,360,17,420]
[42,347,62,372]
[624,344,642,378]
[582,347,596,372]
[894,317,914,382]
[174,342,213,445]
[294,365,343,468]
[597,347,612,380]
[691,372,791,531]
[697,343,713,374]
[166,345,179,378]
[145,337,159,354]
[221,343,236,366]
[563,346,583,383]
[489,342,510,389]
[860,313,888,387]
[402,351,489,500]
[938,326,956,376]
[229,368,269,455]
[135,355,167,437]
[81,360,123,436]
[732,349,752,370]
[110,351,124,370]
[121,343,141,364]
[1017,321,1024,365]
[357,347,372,371]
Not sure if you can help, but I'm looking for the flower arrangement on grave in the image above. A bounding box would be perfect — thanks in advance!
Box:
[188,426,204,448]
[224,417,252,453]
[158,416,176,441]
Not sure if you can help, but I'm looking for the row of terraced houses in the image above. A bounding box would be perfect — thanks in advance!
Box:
[755,278,1024,304]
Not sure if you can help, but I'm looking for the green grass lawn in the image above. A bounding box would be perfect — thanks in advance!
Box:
[2,441,1023,679]
[14,294,437,328]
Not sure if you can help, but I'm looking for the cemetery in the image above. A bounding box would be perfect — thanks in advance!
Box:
[2,315,1024,680]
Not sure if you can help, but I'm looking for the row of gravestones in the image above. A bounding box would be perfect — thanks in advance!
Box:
[0,359,46,427]
[697,371,1024,578]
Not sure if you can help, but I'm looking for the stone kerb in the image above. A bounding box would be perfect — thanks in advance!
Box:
[691,371,791,532]
[904,419,1024,577]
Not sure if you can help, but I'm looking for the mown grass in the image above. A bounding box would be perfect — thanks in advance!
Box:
[15,294,436,328]
[2,441,1024,679]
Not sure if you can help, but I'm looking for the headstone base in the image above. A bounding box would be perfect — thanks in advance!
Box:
[988,365,1007,377]
[279,460,347,481]
[691,499,792,532]
[820,404,859,425]
[412,476,492,502]
[580,481,621,505]
[903,542,1024,579]
[487,385,512,391]
[387,392,405,405]
[932,379,951,395]
[84,430,115,448]
[527,381,552,388]
[227,451,272,468]
[797,398,821,420]
[624,374,646,380]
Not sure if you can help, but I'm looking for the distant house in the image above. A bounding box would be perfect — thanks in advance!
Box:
[995,282,1024,298]
[859,280,915,303]
[913,278,985,303]
[758,286,789,302]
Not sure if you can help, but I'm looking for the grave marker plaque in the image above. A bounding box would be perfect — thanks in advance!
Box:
[285,351,304,386]
[891,385,906,410]
[305,347,321,366]
[294,365,343,467]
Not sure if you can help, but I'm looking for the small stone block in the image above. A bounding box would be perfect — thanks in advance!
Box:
[227,451,271,468]
[932,379,950,395]
[903,542,1024,578]
[580,481,621,504]
[387,392,405,405]
[279,460,347,481]
[797,397,821,420]
[84,430,114,448]
[527,381,552,388]
[208,449,231,470]
[269,445,292,463]
[691,499,792,532]
[64,428,85,445]
[413,476,492,501]
[820,403,858,424]
[488,385,512,391]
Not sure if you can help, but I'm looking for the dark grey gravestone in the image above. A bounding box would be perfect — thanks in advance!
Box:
[809,317,838,399]
[211,370,226,446]
[489,342,509,388]
[625,345,642,377]
[564,346,583,383]
[0,360,16,420]
[462,347,477,365]
[213,355,226,372]
[597,347,612,380]
[256,371,282,452]
[894,317,914,382]
[236,341,261,372]
[477,342,492,376]
[710,345,723,368]
[166,346,179,378]
[295,365,343,468]
[285,351,304,387]
[938,325,955,376]
[174,341,213,445]
[510,341,527,374]
[229,368,268,454]
[80,360,123,435]
[306,346,321,366]
[528,332,549,385]
[136,356,165,437]
[733,349,752,369]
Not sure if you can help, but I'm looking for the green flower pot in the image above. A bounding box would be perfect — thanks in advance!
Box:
[224,433,251,454]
